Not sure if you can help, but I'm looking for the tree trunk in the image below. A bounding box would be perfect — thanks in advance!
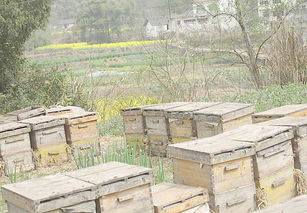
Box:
[235,0,262,89]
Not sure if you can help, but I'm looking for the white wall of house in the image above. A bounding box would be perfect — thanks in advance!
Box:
[145,22,168,38]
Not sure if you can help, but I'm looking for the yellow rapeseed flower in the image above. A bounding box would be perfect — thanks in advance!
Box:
[36,40,165,50]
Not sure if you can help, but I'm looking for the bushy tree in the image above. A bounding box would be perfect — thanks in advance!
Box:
[0,0,52,92]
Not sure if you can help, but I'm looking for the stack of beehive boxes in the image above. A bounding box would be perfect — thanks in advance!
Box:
[1,162,154,213]
[168,135,256,213]
[0,106,100,171]
[225,125,297,206]
[0,123,35,175]
[255,117,307,174]
[122,102,255,157]
[20,116,68,166]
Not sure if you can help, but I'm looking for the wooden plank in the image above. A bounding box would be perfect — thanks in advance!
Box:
[1,174,96,212]
[37,143,69,167]
[256,167,296,206]
[123,115,144,134]
[65,120,98,143]
[169,119,194,138]
[7,107,46,121]
[194,103,255,122]
[98,184,154,213]
[226,125,294,151]
[254,140,294,179]
[151,183,208,211]
[146,116,169,136]
[0,133,32,157]
[172,157,254,194]
[21,116,65,131]
[3,151,35,175]
[252,104,307,122]
[149,135,169,157]
[210,184,256,213]
[254,195,307,213]
[222,114,253,132]
[61,112,98,125]
[166,102,221,119]
[168,135,255,165]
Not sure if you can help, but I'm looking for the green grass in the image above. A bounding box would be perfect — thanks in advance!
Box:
[219,83,307,112]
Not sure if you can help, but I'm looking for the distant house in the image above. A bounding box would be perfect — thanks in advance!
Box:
[145,17,169,38]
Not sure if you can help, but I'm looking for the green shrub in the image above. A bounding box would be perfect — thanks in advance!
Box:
[220,83,307,112]
[98,116,124,136]
[0,64,89,113]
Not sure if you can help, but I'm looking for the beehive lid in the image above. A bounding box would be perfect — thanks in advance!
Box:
[151,183,208,211]
[21,116,65,130]
[6,106,46,120]
[0,122,30,139]
[65,162,152,196]
[46,106,73,114]
[253,104,307,118]
[60,112,98,125]
[194,103,255,122]
[1,174,96,213]
[0,115,17,124]
[168,134,255,165]
[166,102,221,119]
[143,102,191,116]
[255,117,307,137]
[121,104,159,116]
[226,125,294,151]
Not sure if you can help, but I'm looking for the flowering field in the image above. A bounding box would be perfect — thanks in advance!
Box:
[36,40,165,50]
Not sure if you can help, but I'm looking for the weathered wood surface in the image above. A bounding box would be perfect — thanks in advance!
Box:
[3,151,35,175]
[123,114,145,134]
[0,133,32,157]
[61,112,98,125]
[121,104,159,116]
[194,103,255,122]
[209,184,256,213]
[0,115,17,124]
[7,200,97,213]
[252,104,307,123]
[182,204,209,213]
[149,135,169,157]
[37,143,69,167]
[225,125,294,151]
[29,125,66,149]
[65,162,153,197]
[21,116,65,131]
[151,183,208,213]
[7,107,46,121]
[166,102,221,119]
[172,157,254,194]
[256,167,296,205]
[0,122,30,139]
[46,106,72,116]
[1,174,96,213]
[255,117,307,172]
[143,102,190,117]
[146,115,169,136]
[168,135,255,165]
[254,140,294,179]
[254,195,307,213]
[99,184,154,213]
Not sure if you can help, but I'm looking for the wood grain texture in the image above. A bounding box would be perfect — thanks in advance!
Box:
[3,151,35,175]
[7,107,46,121]
[151,183,208,213]
[173,157,254,194]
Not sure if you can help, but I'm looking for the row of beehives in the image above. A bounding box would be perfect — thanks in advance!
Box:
[1,161,210,213]
[121,102,307,156]
[167,115,307,212]
[0,106,99,175]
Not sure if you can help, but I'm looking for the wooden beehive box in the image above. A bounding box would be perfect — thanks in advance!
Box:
[256,117,307,174]
[168,136,256,213]
[151,183,209,213]
[46,106,85,116]
[252,104,307,124]
[194,103,255,138]
[143,102,190,156]
[6,106,46,121]
[166,102,221,143]
[65,161,154,213]
[226,125,296,206]
[0,122,34,175]
[61,112,99,155]
[254,195,307,213]
[21,116,67,166]
[121,104,158,149]
[1,174,97,213]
